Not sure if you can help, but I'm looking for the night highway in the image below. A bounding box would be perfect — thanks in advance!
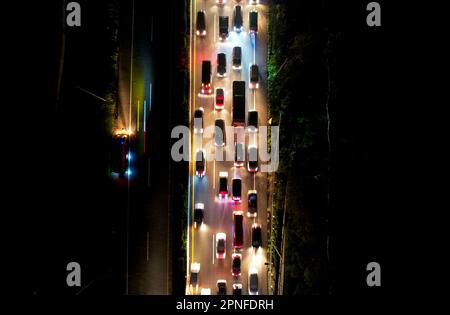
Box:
[187,0,269,295]
[7,0,406,305]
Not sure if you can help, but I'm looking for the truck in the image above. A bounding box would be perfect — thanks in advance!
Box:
[232,81,245,126]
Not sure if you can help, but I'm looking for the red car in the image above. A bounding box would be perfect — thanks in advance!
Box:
[215,88,224,110]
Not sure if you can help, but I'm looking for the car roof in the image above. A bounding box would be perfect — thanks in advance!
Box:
[194,203,204,209]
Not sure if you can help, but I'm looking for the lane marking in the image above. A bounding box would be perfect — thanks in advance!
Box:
[191,0,198,266]
[213,159,216,189]
[137,100,140,131]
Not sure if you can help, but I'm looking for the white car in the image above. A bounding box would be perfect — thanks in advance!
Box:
[194,107,204,134]
[248,267,259,295]
[201,288,211,295]
[216,232,226,259]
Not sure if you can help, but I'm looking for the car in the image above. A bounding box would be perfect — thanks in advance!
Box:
[195,150,206,178]
[201,61,212,94]
[111,131,130,177]
[234,142,244,167]
[214,119,226,147]
[217,53,226,77]
[249,10,258,34]
[215,88,225,110]
[232,46,242,70]
[231,253,242,276]
[189,262,200,294]
[233,211,244,249]
[216,0,227,6]
[194,203,204,228]
[194,107,204,134]
[232,283,242,295]
[247,110,258,133]
[249,64,259,89]
[219,16,229,41]
[233,5,243,32]
[196,11,206,37]
[248,190,257,217]
[232,178,242,202]
[216,232,226,259]
[201,288,211,295]
[251,223,262,249]
[248,268,259,295]
[218,171,228,199]
[217,280,227,295]
[247,144,258,172]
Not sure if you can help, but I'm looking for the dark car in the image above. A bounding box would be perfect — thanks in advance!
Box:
[196,11,206,37]
[216,232,226,259]
[247,110,258,132]
[217,280,227,295]
[232,46,242,70]
[232,283,242,295]
[249,10,258,34]
[247,145,258,172]
[248,190,257,217]
[219,16,229,40]
[194,203,204,228]
[195,150,206,178]
[201,61,212,94]
[215,119,226,147]
[217,53,226,77]
[251,223,262,249]
[233,211,244,248]
[189,262,201,294]
[215,88,225,110]
[194,107,204,134]
[231,253,242,276]
[233,5,243,32]
[111,131,130,177]
[249,64,259,89]
[232,178,242,202]
[218,171,228,199]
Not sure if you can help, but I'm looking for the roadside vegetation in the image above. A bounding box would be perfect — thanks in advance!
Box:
[267,0,331,295]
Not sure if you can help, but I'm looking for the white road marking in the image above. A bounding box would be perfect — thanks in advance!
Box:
[213,160,216,189]
[212,234,215,265]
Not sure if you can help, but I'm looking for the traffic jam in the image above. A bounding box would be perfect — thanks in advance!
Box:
[188,0,265,295]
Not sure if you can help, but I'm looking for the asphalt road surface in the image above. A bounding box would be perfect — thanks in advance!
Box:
[188,0,269,295]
